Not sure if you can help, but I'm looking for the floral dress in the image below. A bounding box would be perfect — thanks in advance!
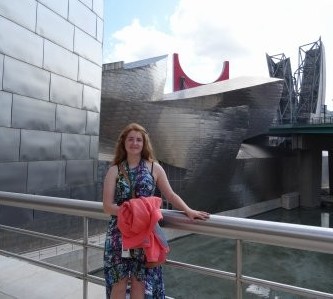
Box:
[103,159,165,299]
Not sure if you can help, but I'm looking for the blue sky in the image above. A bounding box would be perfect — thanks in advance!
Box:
[103,1,178,40]
[102,0,333,108]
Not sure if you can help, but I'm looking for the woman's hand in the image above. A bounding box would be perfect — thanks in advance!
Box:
[155,163,210,221]
[185,208,210,220]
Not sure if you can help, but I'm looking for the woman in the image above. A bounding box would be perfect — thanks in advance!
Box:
[103,123,210,299]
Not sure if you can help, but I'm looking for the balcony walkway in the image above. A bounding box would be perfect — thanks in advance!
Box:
[0,196,332,298]
[0,255,105,299]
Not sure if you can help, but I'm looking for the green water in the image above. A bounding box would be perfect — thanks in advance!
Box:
[94,206,333,298]
[163,207,333,299]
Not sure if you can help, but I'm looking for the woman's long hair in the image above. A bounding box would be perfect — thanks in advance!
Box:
[113,123,156,165]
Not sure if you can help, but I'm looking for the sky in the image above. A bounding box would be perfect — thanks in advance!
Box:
[102,0,333,109]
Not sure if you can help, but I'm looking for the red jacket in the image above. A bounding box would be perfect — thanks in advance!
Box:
[117,196,170,263]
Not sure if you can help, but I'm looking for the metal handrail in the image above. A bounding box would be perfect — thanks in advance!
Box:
[0,191,333,298]
[271,116,333,126]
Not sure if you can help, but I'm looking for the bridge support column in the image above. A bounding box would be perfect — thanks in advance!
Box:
[328,151,333,195]
[298,149,322,207]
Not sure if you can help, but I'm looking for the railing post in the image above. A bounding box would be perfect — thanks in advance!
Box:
[83,217,88,299]
[236,239,242,299]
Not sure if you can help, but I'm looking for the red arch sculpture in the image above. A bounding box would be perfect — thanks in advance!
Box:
[173,53,229,91]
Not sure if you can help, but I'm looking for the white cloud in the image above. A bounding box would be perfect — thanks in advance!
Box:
[104,19,173,63]
[104,0,333,107]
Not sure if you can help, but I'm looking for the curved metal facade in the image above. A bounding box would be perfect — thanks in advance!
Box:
[100,56,284,212]
[0,1,103,225]
[102,55,168,102]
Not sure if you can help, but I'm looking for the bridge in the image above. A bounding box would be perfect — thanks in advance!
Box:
[269,118,333,136]
[264,118,333,209]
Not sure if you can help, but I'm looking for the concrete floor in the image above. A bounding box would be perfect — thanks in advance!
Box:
[0,255,105,299]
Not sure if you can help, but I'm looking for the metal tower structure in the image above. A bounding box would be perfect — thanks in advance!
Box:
[295,38,326,122]
[266,53,297,124]
[266,38,325,124]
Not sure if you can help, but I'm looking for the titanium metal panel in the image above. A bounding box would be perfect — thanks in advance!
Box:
[163,76,282,101]
[78,57,102,89]
[236,144,276,159]
[50,74,83,108]
[0,54,3,89]
[83,85,101,112]
[96,16,103,43]
[222,85,280,138]
[0,0,36,31]
[74,27,102,65]
[0,127,20,162]
[66,160,94,185]
[70,184,97,201]
[93,0,104,18]
[94,160,99,182]
[56,105,86,134]
[3,57,50,101]
[61,133,90,160]
[102,55,167,102]
[68,0,96,37]
[34,185,71,199]
[0,0,103,233]
[86,111,100,135]
[162,77,284,139]
[0,16,43,67]
[0,162,28,192]
[0,206,32,226]
[36,4,74,51]
[27,161,66,193]
[80,0,92,9]
[230,158,282,207]
[12,95,56,131]
[90,136,99,159]
[38,0,68,18]
[0,91,12,127]
[231,145,298,209]
[20,130,61,161]
[44,40,79,81]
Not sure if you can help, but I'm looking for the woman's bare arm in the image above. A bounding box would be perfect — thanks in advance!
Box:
[154,162,209,220]
[103,165,121,216]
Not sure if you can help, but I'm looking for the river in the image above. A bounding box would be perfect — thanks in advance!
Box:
[163,206,333,299]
